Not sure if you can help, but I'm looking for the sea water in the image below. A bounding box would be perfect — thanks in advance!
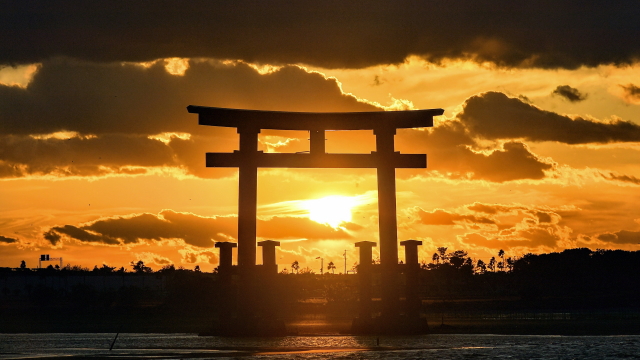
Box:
[1,333,639,359]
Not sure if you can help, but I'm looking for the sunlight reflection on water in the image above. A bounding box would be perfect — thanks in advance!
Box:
[1,333,639,359]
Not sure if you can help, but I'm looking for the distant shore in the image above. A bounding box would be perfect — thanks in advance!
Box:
[3,310,639,336]
[287,316,640,336]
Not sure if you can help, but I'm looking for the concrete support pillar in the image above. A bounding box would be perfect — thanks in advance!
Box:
[355,241,376,321]
[401,240,422,268]
[214,241,237,332]
[374,127,399,323]
[258,240,280,274]
[400,240,422,321]
[237,126,260,269]
[215,241,237,274]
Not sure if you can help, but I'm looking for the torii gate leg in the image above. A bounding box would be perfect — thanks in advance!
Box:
[237,127,259,268]
[375,128,400,326]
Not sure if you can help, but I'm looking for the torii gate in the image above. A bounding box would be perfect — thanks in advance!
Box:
[188,105,443,323]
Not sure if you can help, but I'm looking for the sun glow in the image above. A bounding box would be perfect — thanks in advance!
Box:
[303,195,357,228]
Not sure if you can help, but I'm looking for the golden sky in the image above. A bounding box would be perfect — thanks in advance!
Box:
[1,1,639,271]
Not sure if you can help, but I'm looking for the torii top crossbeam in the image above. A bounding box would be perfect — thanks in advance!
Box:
[187,105,444,131]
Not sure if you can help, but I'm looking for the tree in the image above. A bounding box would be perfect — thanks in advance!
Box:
[19,260,26,269]
[299,267,314,275]
[159,264,176,273]
[498,249,505,271]
[476,259,487,274]
[95,264,116,273]
[437,247,448,263]
[291,260,299,274]
[194,265,201,272]
[130,260,152,273]
[327,261,336,274]
[448,250,468,269]
[432,252,440,264]
[506,257,515,272]
[488,257,496,272]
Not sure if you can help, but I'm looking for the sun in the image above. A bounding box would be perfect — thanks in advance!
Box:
[303,195,357,228]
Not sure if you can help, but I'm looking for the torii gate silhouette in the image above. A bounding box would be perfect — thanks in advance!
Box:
[188,105,443,326]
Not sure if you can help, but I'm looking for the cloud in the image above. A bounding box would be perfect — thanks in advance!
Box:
[601,172,640,186]
[0,59,628,185]
[0,58,381,179]
[2,1,639,69]
[460,225,566,251]
[466,203,522,214]
[416,208,495,226]
[399,123,555,182]
[43,210,353,247]
[178,248,218,265]
[45,225,119,245]
[0,235,18,244]
[0,58,378,136]
[467,202,561,224]
[457,92,640,144]
[135,252,173,266]
[45,211,235,247]
[552,85,587,102]
[258,216,356,240]
[0,134,177,178]
[597,230,640,244]
[619,83,640,104]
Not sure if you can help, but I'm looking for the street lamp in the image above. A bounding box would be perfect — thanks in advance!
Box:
[315,256,323,275]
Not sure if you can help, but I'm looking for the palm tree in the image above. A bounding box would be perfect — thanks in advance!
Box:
[327,261,336,274]
[291,260,300,274]
[498,249,505,271]
[432,252,440,264]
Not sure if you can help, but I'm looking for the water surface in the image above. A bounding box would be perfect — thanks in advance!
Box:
[1,333,639,359]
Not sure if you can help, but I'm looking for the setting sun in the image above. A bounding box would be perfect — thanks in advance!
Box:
[303,195,357,228]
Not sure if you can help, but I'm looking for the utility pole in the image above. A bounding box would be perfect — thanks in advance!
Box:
[343,250,347,274]
[316,256,323,275]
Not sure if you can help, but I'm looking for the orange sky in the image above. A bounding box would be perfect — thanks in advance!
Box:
[1,2,639,271]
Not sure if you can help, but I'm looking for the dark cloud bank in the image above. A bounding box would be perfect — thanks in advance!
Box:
[44,210,356,247]
[2,0,639,69]
[457,92,640,144]
[2,60,639,183]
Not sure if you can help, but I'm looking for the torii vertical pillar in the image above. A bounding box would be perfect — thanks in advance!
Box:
[375,127,400,325]
[237,126,260,269]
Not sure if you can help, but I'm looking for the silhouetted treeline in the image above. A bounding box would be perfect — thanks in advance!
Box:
[1,248,639,332]
[414,248,640,311]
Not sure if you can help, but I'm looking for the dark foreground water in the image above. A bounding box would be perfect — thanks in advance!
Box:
[1,333,639,359]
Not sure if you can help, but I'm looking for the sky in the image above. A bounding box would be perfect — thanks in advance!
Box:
[1,1,639,272]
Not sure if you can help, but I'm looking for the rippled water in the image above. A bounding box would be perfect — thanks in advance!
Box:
[1,333,639,359]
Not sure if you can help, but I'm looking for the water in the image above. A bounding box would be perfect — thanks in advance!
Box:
[1,333,639,359]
